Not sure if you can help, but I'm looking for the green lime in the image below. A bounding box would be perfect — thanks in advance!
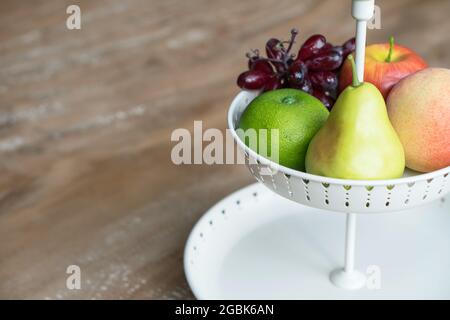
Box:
[238,88,329,171]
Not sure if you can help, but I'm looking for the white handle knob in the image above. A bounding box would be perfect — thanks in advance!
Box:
[352,0,375,21]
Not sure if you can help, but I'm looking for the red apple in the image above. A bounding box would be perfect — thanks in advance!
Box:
[339,37,427,99]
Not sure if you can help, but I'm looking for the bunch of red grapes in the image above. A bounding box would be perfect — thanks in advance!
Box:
[237,29,356,110]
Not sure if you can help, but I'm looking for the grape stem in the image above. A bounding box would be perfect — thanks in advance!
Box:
[247,28,299,73]
[253,56,287,65]
[284,28,299,55]
[385,36,394,63]
[348,55,361,87]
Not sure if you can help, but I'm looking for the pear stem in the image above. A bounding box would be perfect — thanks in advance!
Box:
[385,36,394,63]
[348,55,361,87]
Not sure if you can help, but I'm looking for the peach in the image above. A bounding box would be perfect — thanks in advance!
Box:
[387,68,450,172]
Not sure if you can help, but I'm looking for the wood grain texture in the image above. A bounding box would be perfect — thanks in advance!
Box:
[0,0,449,299]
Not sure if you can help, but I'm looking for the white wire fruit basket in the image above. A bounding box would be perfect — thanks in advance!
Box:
[228,89,450,290]
[228,90,450,215]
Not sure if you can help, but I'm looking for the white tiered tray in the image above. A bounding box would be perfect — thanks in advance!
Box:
[185,0,450,297]
[225,90,450,291]
[183,90,450,297]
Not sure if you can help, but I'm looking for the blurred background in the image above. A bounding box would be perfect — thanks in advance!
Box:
[0,0,449,299]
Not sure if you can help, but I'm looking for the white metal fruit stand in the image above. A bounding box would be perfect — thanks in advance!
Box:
[184,0,450,299]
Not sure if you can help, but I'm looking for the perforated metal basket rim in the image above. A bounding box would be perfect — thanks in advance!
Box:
[228,90,450,187]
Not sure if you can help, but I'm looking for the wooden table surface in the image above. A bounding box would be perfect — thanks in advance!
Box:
[0,0,449,299]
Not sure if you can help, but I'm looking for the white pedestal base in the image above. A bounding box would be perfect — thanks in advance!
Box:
[330,269,366,290]
[184,183,450,299]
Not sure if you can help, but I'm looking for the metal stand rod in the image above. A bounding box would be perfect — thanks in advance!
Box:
[355,20,367,82]
[330,0,374,290]
[344,213,357,273]
[329,213,366,290]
